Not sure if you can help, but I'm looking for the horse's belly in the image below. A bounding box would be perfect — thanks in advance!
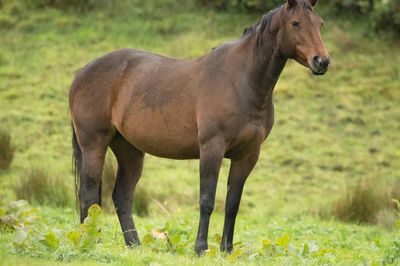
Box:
[131,132,200,159]
[116,108,200,159]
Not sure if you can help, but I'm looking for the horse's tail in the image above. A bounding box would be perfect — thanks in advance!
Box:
[72,123,82,210]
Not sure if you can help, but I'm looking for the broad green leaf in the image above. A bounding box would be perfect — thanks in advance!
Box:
[205,245,218,258]
[316,248,333,257]
[66,230,81,246]
[234,241,244,248]
[43,231,60,249]
[88,204,102,218]
[262,239,273,249]
[302,242,310,256]
[228,248,243,262]
[307,240,319,253]
[276,234,290,250]
[142,233,154,244]
[14,229,28,245]
[169,234,181,245]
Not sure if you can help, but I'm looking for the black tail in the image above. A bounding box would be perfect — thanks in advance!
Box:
[72,123,82,210]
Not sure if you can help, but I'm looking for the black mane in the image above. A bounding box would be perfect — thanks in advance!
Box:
[241,0,313,38]
[241,5,284,38]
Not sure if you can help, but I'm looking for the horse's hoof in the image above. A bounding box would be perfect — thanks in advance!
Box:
[126,240,141,248]
[195,241,208,256]
[195,249,206,256]
[220,245,233,254]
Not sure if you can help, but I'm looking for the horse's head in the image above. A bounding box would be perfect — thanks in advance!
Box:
[278,0,330,75]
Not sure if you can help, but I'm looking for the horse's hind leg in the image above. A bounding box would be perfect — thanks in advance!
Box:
[109,133,144,246]
[76,129,112,223]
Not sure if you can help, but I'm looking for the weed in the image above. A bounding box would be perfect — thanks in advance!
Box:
[0,200,37,230]
[383,240,400,265]
[329,179,400,228]
[14,168,73,207]
[331,179,388,224]
[0,130,14,171]
[66,204,103,251]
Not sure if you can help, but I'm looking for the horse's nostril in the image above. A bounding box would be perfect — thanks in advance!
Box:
[313,56,321,66]
[323,59,331,68]
[313,56,329,70]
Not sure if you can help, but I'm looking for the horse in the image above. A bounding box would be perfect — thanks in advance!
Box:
[69,0,329,255]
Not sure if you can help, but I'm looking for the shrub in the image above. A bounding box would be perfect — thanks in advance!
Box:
[14,168,73,207]
[331,0,374,13]
[332,179,387,224]
[196,0,282,11]
[372,0,400,35]
[27,0,94,10]
[331,0,400,37]
[0,130,14,171]
[101,152,149,216]
[329,179,400,228]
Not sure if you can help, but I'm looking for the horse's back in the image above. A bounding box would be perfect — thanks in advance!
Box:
[69,48,201,158]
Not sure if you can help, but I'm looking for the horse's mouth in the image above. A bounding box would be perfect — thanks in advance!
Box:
[311,68,327,75]
[309,58,330,75]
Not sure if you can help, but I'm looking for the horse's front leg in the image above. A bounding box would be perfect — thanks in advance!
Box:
[220,149,260,253]
[195,136,225,255]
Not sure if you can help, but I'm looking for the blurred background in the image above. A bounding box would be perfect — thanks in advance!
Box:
[0,0,399,264]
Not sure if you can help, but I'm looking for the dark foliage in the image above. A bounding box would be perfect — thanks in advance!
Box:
[332,0,400,36]
[197,0,282,11]
[197,0,400,36]
[25,0,110,11]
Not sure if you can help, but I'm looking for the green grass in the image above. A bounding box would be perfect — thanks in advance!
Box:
[0,0,399,265]
[0,203,396,265]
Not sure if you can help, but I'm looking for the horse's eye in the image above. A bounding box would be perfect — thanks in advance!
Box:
[291,20,300,28]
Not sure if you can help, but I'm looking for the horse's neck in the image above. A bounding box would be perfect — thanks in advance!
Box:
[243,32,287,109]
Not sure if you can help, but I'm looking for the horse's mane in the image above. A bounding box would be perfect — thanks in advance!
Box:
[241,6,284,38]
[241,0,313,38]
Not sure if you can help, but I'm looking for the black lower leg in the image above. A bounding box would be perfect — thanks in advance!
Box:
[221,184,244,252]
[110,135,144,247]
[195,142,224,255]
[112,164,141,246]
[220,151,259,252]
[79,154,105,223]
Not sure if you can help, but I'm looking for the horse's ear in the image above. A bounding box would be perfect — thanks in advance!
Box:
[309,0,318,7]
[287,0,297,8]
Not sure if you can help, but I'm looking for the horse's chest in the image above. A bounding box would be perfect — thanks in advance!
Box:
[226,109,274,159]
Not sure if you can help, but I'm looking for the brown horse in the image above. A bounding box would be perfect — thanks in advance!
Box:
[69,0,329,254]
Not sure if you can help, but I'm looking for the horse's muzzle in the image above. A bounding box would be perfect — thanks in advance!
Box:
[311,56,330,75]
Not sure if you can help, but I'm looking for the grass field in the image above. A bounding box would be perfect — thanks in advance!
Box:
[0,0,399,265]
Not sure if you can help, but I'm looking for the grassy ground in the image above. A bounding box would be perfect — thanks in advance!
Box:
[0,0,399,265]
